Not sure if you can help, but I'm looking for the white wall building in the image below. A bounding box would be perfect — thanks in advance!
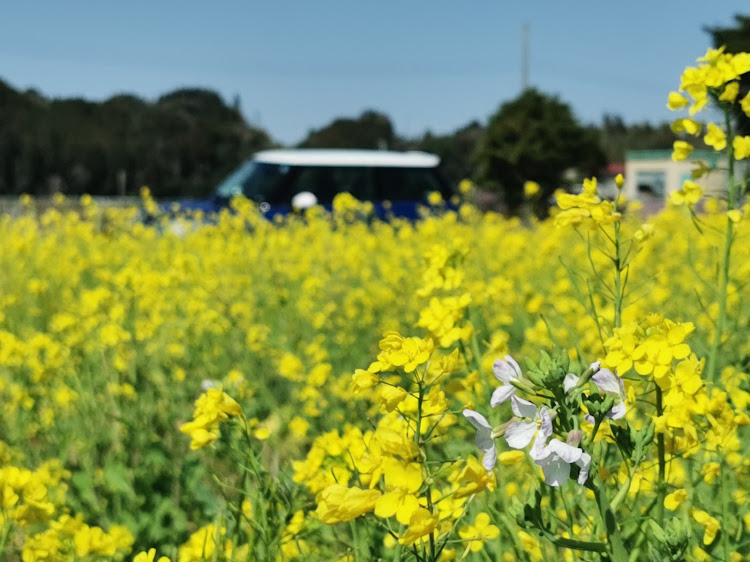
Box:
[623,149,729,205]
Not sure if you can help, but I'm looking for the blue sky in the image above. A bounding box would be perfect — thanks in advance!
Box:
[0,1,746,144]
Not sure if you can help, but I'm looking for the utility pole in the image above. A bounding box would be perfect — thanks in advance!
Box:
[522,23,529,91]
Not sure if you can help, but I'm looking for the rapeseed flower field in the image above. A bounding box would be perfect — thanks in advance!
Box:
[0,48,748,561]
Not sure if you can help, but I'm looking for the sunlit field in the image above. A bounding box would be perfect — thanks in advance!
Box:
[1,48,749,561]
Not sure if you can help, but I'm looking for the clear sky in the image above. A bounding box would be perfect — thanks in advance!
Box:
[0,1,746,145]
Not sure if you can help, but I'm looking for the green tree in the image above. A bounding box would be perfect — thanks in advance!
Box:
[298,110,401,150]
[599,113,678,163]
[0,81,273,197]
[412,121,484,188]
[476,88,605,213]
[707,14,750,134]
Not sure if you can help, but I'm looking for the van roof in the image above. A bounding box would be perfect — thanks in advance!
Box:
[252,149,440,168]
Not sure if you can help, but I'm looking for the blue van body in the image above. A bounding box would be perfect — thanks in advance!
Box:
[161,149,454,221]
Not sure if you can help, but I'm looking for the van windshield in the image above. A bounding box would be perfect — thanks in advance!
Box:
[215,161,290,201]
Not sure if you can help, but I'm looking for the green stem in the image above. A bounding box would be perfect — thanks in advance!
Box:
[720,457,730,562]
[588,479,628,562]
[540,532,609,554]
[0,517,13,559]
[349,520,363,562]
[655,385,666,529]
[707,109,737,382]
[414,377,437,562]
[613,219,623,330]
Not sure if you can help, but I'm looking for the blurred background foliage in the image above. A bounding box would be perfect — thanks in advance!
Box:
[0,15,747,207]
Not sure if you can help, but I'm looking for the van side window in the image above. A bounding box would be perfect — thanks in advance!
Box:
[239,162,292,204]
[290,166,373,204]
[374,167,444,201]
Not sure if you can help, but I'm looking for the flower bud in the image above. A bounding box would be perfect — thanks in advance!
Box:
[509,377,537,395]
[615,174,624,190]
[522,370,546,388]
[491,419,513,439]
[639,420,656,447]
[566,430,583,447]
[573,362,599,390]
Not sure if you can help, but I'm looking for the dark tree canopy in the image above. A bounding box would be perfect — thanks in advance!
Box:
[298,110,401,150]
[599,114,678,163]
[475,88,606,212]
[0,81,273,197]
[412,121,484,188]
[707,14,750,134]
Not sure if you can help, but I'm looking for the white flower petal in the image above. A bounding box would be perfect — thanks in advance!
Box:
[490,384,516,407]
[464,410,496,470]
[609,401,627,420]
[511,395,538,419]
[545,438,583,463]
[538,407,552,439]
[493,356,520,383]
[482,442,497,471]
[563,373,579,393]
[505,420,537,449]
[592,369,622,395]
[576,452,592,484]
[529,430,548,460]
[505,355,522,377]
[537,454,572,486]
[463,409,491,431]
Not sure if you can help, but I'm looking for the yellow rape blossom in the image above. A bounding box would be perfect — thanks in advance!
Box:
[741,91,750,117]
[399,507,439,546]
[671,140,694,161]
[315,484,381,524]
[555,177,621,228]
[132,548,171,562]
[670,118,701,135]
[667,91,690,110]
[704,123,727,151]
[458,512,500,552]
[664,488,688,511]
[692,509,720,545]
[719,81,740,102]
[733,135,750,160]
[524,181,541,198]
[371,332,435,374]
[701,462,720,485]
[669,180,703,207]
[179,388,242,450]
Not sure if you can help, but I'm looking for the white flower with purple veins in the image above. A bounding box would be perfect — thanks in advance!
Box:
[491,355,523,406]
[564,367,627,424]
[504,396,552,460]
[463,410,497,471]
[535,439,592,486]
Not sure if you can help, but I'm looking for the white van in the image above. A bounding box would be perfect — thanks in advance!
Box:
[212,149,452,218]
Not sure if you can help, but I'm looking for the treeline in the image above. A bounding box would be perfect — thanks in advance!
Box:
[0,82,273,198]
[1,14,747,202]
[0,79,679,200]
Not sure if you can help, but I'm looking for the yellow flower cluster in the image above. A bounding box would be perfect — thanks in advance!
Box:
[555,178,621,228]
[602,314,749,464]
[179,388,243,449]
[668,46,750,176]
[23,515,134,561]
[176,523,247,562]
[292,329,507,553]
[668,46,750,115]
[0,179,748,558]
[0,457,134,561]
[669,180,704,207]
[603,314,694,386]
